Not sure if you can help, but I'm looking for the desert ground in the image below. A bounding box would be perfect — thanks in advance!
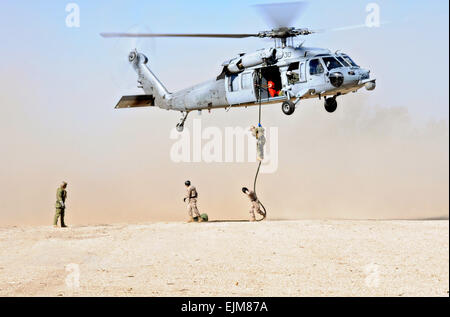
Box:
[0,220,448,297]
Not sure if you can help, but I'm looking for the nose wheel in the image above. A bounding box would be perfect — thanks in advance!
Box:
[176,111,189,132]
[324,97,338,113]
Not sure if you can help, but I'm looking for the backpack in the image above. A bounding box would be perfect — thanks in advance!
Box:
[190,187,198,199]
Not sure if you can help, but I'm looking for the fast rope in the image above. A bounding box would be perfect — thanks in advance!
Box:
[253,70,267,221]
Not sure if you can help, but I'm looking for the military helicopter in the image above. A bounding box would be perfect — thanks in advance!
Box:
[101,2,376,132]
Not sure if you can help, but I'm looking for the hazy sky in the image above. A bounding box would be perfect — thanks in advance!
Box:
[0,1,448,225]
[1,0,449,119]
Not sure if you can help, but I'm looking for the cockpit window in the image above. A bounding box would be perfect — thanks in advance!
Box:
[322,57,343,70]
[342,54,359,67]
[336,56,351,67]
[309,59,324,75]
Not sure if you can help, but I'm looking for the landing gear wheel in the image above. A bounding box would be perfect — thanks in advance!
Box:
[176,123,184,132]
[324,97,338,113]
[281,100,295,115]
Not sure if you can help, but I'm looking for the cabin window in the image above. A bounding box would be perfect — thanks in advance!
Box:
[288,62,299,71]
[309,59,324,75]
[241,73,253,90]
[228,75,239,92]
[322,57,343,70]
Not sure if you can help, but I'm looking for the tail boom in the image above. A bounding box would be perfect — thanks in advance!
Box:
[129,51,171,109]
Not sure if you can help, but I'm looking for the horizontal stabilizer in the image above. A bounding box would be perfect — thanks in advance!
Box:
[115,95,155,109]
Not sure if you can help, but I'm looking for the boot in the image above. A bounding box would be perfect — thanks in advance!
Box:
[187,217,195,223]
[197,217,204,223]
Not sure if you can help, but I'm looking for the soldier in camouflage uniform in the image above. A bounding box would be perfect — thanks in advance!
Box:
[242,187,264,222]
[54,182,68,228]
[184,180,203,223]
[250,124,266,161]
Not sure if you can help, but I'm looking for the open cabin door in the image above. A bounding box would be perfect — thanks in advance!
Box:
[255,66,284,101]
[225,71,257,105]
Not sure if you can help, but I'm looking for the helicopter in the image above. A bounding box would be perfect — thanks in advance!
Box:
[101,2,376,132]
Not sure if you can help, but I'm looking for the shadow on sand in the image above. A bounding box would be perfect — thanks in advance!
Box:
[207,219,250,223]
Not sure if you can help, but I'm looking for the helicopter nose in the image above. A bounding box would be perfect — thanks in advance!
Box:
[359,69,370,80]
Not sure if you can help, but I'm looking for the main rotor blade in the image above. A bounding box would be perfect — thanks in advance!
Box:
[100,33,258,39]
[253,1,309,29]
[317,21,389,33]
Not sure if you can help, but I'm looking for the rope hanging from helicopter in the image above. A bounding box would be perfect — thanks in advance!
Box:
[253,70,267,222]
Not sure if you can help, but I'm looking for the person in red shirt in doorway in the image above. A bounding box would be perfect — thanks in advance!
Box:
[267,80,280,97]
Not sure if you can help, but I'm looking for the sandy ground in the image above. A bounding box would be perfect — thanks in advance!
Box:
[0,220,448,297]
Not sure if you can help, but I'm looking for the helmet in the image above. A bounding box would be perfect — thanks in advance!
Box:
[185,180,191,186]
[242,187,248,193]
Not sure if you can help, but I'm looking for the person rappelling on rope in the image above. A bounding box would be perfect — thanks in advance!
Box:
[242,71,267,222]
[250,124,266,161]
[242,187,264,222]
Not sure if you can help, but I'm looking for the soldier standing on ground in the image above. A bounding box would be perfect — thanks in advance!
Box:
[54,182,68,228]
[184,180,203,223]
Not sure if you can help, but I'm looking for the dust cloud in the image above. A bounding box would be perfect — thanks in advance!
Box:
[0,75,448,225]
[270,97,449,220]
